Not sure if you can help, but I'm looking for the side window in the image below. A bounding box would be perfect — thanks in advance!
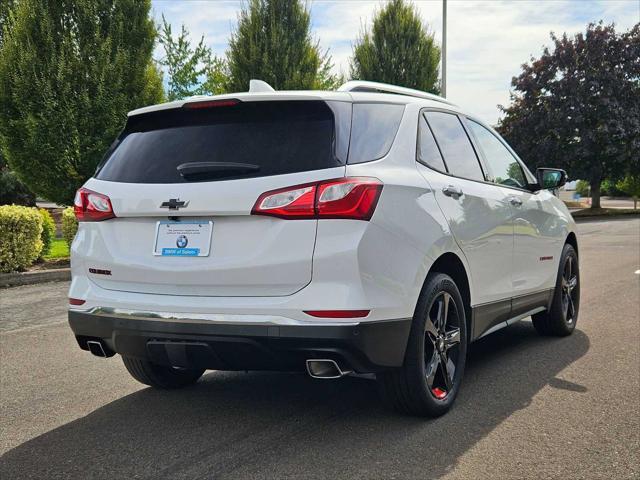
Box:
[417,114,447,172]
[467,120,527,189]
[348,103,405,164]
[424,111,485,181]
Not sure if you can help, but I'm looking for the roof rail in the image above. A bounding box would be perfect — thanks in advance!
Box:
[337,80,456,106]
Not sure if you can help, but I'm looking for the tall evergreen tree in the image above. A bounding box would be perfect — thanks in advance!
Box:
[0,0,164,205]
[225,0,337,92]
[0,0,16,46]
[350,0,441,94]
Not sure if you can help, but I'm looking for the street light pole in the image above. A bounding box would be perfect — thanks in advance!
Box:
[442,0,447,98]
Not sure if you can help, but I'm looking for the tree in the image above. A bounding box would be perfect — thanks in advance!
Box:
[498,22,640,209]
[158,15,219,100]
[225,0,335,92]
[0,151,35,206]
[201,56,232,96]
[0,0,164,205]
[314,51,344,90]
[0,0,16,46]
[616,175,640,209]
[350,0,441,94]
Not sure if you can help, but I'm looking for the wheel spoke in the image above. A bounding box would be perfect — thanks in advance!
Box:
[444,327,461,350]
[565,256,572,283]
[567,294,575,320]
[425,317,439,338]
[439,293,450,331]
[425,348,439,388]
[439,351,453,391]
[568,276,578,292]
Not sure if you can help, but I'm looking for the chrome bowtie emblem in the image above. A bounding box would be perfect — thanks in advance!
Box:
[160,198,189,210]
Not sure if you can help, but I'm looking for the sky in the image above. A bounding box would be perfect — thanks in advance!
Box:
[150,0,640,125]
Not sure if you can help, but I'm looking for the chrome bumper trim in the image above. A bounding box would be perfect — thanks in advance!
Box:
[80,307,361,327]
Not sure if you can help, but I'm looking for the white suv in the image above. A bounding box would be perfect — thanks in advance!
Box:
[68,80,579,417]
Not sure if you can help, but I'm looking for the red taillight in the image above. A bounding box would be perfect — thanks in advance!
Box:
[304,310,370,318]
[69,298,86,306]
[74,187,115,222]
[252,182,317,219]
[183,99,240,109]
[251,177,383,220]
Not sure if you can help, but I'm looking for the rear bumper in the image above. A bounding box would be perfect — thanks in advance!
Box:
[68,310,411,373]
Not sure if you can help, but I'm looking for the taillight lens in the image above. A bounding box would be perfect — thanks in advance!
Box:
[251,177,383,220]
[316,178,383,220]
[74,187,115,222]
[252,183,317,219]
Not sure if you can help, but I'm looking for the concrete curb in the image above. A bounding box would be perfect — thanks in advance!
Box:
[573,213,640,222]
[0,268,71,288]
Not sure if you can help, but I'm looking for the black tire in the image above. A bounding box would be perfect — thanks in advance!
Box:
[532,243,580,337]
[122,356,205,389]
[377,272,467,417]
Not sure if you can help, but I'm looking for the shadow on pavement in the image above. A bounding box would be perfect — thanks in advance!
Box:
[0,322,589,479]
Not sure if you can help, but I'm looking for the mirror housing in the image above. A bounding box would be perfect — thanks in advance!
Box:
[536,168,567,191]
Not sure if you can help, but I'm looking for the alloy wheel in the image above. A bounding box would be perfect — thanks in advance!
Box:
[424,292,461,400]
[561,255,578,324]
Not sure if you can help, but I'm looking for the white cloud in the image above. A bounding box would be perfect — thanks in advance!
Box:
[153,0,640,124]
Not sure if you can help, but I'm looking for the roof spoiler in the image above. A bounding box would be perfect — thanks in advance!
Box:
[338,80,456,106]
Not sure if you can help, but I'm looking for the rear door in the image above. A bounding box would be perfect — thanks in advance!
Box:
[79,99,351,297]
[416,110,515,336]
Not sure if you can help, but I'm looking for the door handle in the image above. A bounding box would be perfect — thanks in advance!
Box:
[442,185,463,197]
[509,196,523,206]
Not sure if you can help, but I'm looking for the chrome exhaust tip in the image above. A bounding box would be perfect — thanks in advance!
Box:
[86,340,107,358]
[306,359,352,379]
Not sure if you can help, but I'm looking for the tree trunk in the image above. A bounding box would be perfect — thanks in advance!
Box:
[590,177,601,209]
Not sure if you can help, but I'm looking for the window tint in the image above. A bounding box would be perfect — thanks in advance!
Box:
[417,114,447,172]
[348,103,405,164]
[467,120,526,189]
[96,101,344,184]
[424,111,484,181]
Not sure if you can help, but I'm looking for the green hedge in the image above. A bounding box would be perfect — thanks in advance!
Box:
[0,205,43,272]
[62,207,78,247]
[38,208,56,259]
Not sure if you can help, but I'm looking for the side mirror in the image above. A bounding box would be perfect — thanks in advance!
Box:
[536,168,567,190]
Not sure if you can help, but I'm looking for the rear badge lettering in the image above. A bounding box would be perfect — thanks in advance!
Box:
[539,256,553,261]
[89,268,112,275]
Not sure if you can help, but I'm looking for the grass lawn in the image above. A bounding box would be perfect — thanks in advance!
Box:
[45,238,69,259]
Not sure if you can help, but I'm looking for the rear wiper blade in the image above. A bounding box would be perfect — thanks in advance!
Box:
[177,162,260,179]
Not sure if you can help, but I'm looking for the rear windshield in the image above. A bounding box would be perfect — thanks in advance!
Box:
[96,101,347,184]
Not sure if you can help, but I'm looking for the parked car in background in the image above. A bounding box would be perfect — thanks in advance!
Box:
[68,81,579,417]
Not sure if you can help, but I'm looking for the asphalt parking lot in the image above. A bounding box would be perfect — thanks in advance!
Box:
[1,218,638,479]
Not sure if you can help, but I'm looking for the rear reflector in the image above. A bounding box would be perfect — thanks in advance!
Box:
[74,187,115,222]
[69,298,86,306]
[304,310,370,318]
[252,177,382,220]
[183,99,240,109]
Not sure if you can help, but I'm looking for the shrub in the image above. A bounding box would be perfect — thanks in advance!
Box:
[575,180,590,197]
[38,208,56,259]
[0,205,43,272]
[601,179,625,197]
[62,207,78,247]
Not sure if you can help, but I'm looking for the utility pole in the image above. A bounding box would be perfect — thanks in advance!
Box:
[442,0,447,98]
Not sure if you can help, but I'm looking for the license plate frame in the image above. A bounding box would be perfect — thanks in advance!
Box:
[153,220,213,257]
